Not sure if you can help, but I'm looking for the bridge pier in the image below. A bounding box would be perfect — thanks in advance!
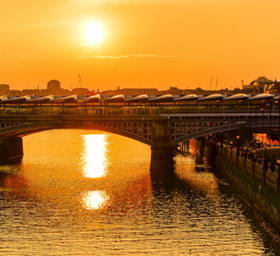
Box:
[150,120,175,177]
[0,137,23,165]
[181,140,190,155]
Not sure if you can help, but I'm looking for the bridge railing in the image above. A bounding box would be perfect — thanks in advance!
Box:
[0,104,279,116]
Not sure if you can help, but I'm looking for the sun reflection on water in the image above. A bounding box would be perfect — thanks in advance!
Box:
[82,134,108,178]
[83,190,109,210]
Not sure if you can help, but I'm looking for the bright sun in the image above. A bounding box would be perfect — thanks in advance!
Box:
[84,22,106,46]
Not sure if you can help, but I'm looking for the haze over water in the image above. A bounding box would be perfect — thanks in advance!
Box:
[0,130,277,255]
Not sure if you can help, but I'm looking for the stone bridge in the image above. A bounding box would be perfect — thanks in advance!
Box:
[0,109,279,167]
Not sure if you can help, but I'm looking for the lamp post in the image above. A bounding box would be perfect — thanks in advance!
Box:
[263,146,268,185]
[243,146,247,168]
[236,135,240,167]
[230,140,233,158]
[252,149,256,177]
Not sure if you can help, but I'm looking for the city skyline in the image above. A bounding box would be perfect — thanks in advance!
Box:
[1,0,280,90]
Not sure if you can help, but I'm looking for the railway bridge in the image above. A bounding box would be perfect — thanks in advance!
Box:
[1,98,280,233]
[0,105,279,169]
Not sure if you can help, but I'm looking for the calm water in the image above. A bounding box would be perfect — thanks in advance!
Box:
[0,130,277,256]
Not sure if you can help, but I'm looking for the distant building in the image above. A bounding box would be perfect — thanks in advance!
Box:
[102,90,119,96]
[165,86,184,95]
[242,76,280,94]
[270,81,280,93]
[101,88,160,96]
[46,79,70,96]
[119,88,159,96]
[21,89,41,96]
[0,84,10,95]
[8,90,21,96]
[71,87,90,95]
[47,80,61,91]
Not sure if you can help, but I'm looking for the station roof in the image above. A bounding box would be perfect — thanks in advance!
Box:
[148,94,174,102]
[82,94,101,103]
[248,93,274,100]
[126,94,149,102]
[0,93,279,104]
[0,96,27,103]
[223,93,249,100]
[51,95,78,103]
[26,96,53,103]
[174,94,199,101]
[198,93,224,101]
[103,94,126,102]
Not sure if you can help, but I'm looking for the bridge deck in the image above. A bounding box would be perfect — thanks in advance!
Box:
[0,106,279,147]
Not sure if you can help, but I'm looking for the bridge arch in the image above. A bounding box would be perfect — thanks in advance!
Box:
[0,118,174,167]
[172,121,248,145]
[0,122,152,146]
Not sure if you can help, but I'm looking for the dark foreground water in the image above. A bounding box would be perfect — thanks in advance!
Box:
[0,130,277,255]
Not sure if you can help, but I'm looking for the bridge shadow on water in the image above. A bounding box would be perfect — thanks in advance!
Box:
[149,155,184,191]
[149,154,213,197]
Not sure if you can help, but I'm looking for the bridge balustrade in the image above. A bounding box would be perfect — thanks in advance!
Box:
[0,103,279,117]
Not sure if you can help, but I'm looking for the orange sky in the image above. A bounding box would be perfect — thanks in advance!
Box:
[1,0,280,90]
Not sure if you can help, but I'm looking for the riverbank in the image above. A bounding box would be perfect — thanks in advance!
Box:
[209,142,280,241]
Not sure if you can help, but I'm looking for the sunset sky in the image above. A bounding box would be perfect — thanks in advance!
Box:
[1,0,280,90]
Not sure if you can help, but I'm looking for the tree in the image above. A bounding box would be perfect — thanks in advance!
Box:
[252,76,273,85]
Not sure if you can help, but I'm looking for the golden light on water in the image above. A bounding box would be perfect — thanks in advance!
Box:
[82,134,108,178]
[83,190,109,210]
[83,21,106,46]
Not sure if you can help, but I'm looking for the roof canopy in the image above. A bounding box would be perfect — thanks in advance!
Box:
[104,94,125,102]
[223,93,249,101]
[249,93,274,100]
[83,94,101,103]
[0,96,27,104]
[52,95,78,103]
[148,94,174,102]
[126,94,149,103]
[198,93,224,101]
[26,96,52,103]
[174,94,199,101]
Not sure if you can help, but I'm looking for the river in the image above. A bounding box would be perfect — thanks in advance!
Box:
[0,129,277,255]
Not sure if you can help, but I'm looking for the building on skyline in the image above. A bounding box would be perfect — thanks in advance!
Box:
[243,76,280,94]
[0,84,10,95]
[46,79,70,96]
[105,87,160,96]
[72,87,90,95]
[47,80,61,91]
